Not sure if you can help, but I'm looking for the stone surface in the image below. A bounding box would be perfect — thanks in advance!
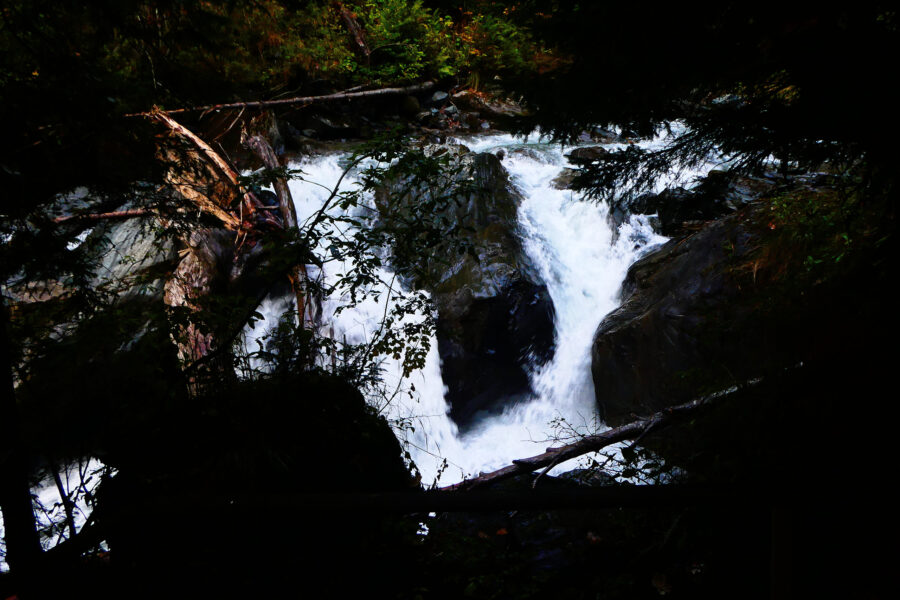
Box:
[591,182,856,425]
[608,172,773,236]
[565,146,609,165]
[591,206,769,424]
[85,209,179,301]
[376,145,555,429]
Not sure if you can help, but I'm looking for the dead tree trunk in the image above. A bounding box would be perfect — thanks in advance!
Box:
[0,304,43,576]
[241,115,319,328]
[150,110,251,385]
[162,228,236,383]
[337,2,371,62]
[147,109,322,384]
[150,108,248,230]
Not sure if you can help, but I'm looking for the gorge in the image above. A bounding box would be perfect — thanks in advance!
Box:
[247,129,704,484]
[3,3,896,597]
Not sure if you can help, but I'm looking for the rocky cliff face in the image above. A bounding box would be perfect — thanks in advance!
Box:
[591,205,762,424]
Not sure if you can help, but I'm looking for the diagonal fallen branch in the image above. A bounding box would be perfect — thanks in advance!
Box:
[149,108,244,230]
[53,208,153,224]
[441,378,763,491]
[126,81,435,117]
[337,2,371,60]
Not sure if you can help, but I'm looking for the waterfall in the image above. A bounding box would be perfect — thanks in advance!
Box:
[245,127,718,486]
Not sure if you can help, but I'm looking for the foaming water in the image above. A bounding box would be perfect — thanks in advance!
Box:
[438,133,669,478]
[245,127,720,485]
[245,155,462,482]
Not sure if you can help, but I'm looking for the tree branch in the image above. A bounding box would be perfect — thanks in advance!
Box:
[52,209,153,224]
[126,82,435,117]
[441,378,763,491]
[337,2,371,61]
[150,109,243,187]
[49,464,77,542]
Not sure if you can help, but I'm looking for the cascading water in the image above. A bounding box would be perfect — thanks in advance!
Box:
[246,127,718,486]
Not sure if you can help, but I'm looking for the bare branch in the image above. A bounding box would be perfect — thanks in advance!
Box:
[337,2,372,60]
[52,209,153,224]
[125,82,435,117]
[441,378,762,491]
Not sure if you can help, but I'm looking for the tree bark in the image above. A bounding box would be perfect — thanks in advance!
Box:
[337,2,371,61]
[162,228,233,373]
[0,304,43,575]
[150,111,306,384]
[150,108,248,230]
[149,111,248,383]
[241,117,316,327]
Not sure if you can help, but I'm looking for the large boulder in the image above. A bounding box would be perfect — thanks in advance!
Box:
[591,211,755,424]
[590,175,882,426]
[377,145,555,429]
[84,209,179,301]
[565,145,609,165]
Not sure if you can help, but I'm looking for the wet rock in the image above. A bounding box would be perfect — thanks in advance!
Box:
[84,209,179,301]
[431,90,450,104]
[550,168,578,190]
[565,146,609,165]
[591,127,620,144]
[591,169,863,424]
[591,208,762,424]
[438,279,555,427]
[297,113,358,139]
[510,147,549,162]
[454,111,478,130]
[421,141,470,158]
[451,89,528,119]
[591,184,837,426]
[608,172,773,236]
[376,147,555,430]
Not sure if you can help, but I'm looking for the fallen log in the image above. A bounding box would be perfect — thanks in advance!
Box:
[441,378,763,491]
[126,81,434,117]
[148,112,250,382]
[149,107,267,233]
